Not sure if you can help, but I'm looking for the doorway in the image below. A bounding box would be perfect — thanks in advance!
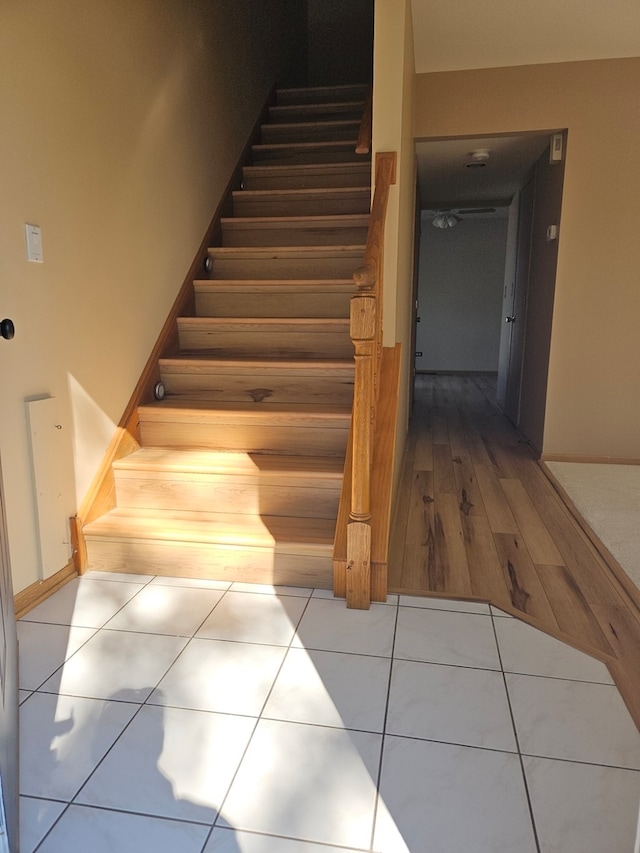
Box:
[413,131,566,454]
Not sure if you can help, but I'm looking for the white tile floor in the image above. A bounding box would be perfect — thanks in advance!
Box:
[18,572,640,853]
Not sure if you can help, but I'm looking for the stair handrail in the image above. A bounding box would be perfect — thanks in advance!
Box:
[355,87,373,155]
[345,150,397,608]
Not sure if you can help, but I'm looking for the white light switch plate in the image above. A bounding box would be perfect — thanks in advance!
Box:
[25,224,43,262]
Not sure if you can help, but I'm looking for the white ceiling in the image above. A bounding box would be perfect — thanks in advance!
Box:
[411,1,640,212]
[411,0,640,74]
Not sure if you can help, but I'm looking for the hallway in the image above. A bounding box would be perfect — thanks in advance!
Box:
[389,373,640,727]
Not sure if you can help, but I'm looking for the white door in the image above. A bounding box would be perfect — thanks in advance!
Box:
[504,175,535,426]
[0,455,19,851]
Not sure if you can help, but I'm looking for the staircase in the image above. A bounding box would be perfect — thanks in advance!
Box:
[82,84,372,589]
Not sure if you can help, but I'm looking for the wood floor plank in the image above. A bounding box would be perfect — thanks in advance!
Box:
[387,454,414,588]
[431,407,449,444]
[492,533,559,626]
[462,515,513,609]
[402,542,435,591]
[480,436,519,479]
[445,400,467,458]
[433,492,473,596]
[475,464,519,534]
[452,454,485,518]
[433,443,456,495]
[535,564,614,657]
[400,471,436,589]
[404,470,435,543]
[459,410,495,468]
[413,420,434,471]
[499,478,565,566]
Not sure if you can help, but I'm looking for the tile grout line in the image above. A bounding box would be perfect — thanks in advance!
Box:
[367,596,401,853]
[31,800,220,853]
[32,801,72,853]
[490,611,542,853]
[200,587,316,850]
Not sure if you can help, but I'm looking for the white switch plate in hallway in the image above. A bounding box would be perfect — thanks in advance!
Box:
[25,224,43,262]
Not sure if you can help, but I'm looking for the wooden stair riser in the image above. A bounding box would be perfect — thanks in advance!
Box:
[221,216,369,248]
[276,84,369,105]
[194,284,353,318]
[251,142,365,165]
[241,163,371,191]
[261,120,360,144]
[176,319,352,358]
[159,362,354,405]
[206,249,364,280]
[138,416,349,456]
[113,470,340,518]
[84,538,333,587]
[268,102,365,123]
[232,188,370,218]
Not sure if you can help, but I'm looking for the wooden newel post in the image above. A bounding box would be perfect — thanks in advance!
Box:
[334,152,395,608]
[347,286,376,609]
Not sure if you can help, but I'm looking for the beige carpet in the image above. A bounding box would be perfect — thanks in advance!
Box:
[545,461,640,591]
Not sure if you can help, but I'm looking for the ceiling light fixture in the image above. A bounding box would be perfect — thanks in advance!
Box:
[432,212,461,229]
[465,149,490,169]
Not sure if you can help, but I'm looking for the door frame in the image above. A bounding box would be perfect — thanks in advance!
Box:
[0,457,19,852]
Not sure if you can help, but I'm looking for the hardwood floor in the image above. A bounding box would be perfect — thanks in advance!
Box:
[389,373,640,728]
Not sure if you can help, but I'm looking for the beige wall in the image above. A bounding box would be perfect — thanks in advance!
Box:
[373,0,416,493]
[414,58,640,459]
[0,0,303,593]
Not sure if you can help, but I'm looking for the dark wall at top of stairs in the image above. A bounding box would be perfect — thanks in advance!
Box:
[306,0,374,86]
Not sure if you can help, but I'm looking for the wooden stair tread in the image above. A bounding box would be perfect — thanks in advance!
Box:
[244,161,370,173]
[221,214,369,227]
[269,100,364,115]
[159,355,354,371]
[193,279,354,292]
[252,141,360,154]
[250,144,368,165]
[243,162,370,178]
[177,317,349,328]
[233,187,369,200]
[207,245,365,259]
[276,84,369,104]
[85,507,335,550]
[241,163,371,190]
[113,448,344,478]
[139,399,351,418]
[261,116,360,142]
[220,216,369,247]
[263,118,360,128]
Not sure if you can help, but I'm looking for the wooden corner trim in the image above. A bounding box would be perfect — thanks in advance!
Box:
[542,453,640,465]
[14,562,77,620]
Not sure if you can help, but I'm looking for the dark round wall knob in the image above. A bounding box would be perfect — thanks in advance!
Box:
[1,319,15,340]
